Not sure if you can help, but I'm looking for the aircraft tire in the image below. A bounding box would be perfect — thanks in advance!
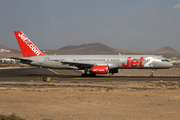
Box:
[81,74,96,77]
[150,75,154,78]
[90,73,96,77]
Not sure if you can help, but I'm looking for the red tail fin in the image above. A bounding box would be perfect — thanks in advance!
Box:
[14,31,45,57]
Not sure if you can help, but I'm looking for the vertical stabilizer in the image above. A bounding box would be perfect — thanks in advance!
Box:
[14,31,45,57]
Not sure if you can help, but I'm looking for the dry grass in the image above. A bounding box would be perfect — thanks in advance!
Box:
[0,113,25,120]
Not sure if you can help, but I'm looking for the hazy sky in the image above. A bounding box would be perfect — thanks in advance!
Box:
[0,0,180,52]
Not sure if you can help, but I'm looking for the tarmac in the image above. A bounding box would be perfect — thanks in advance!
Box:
[0,68,180,120]
[0,68,179,82]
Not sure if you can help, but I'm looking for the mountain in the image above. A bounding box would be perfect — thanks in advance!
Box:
[1,42,179,58]
[151,46,180,55]
[59,42,144,54]
[59,43,180,55]
[59,42,118,52]
[0,44,22,58]
[0,44,9,49]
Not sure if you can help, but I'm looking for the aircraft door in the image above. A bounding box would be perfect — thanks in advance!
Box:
[39,57,43,64]
[120,57,124,64]
[153,57,157,65]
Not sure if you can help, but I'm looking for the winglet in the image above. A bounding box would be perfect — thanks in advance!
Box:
[14,31,45,57]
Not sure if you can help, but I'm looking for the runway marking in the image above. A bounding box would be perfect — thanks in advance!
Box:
[47,68,60,75]
[73,77,125,80]
[73,77,153,80]
[73,77,163,80]
[73,77,107,80]
[0,78,42,80]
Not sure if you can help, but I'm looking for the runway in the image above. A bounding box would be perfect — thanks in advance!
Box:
[0,68,179,82]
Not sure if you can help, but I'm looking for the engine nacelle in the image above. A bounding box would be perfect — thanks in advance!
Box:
[109,69,119,73]
[91,65,109,74]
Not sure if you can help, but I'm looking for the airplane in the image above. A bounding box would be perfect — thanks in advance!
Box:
[12,31,173,77]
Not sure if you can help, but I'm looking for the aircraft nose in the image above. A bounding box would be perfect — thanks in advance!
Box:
[169,62,173,68]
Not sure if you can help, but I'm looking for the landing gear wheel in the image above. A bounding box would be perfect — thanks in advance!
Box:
[81,74,96,77]
[81,69,88,77]
[81,69,97,77]
[90,73,96,77]
[150,69,156,78]
[81,74,87,77]
[150,74,154,78]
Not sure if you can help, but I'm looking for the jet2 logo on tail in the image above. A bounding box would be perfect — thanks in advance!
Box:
[18,33,41,56]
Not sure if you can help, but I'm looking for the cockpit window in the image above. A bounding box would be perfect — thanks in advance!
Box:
[162,59,169,62]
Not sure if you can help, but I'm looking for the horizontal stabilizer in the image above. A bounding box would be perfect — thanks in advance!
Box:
[11,57,32,62]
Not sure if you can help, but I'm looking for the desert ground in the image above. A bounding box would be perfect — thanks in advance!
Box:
[0,80,180,120]
[0,66,180,120]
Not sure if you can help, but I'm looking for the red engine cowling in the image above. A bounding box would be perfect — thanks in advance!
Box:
[92,65,109,74]
[109,69,119,73]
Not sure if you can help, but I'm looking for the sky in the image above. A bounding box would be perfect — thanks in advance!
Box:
[0,0,180,52]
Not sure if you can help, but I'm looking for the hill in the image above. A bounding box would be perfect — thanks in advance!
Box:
[59,43,180,55]
[59,42,144,54]
[151,46,180,55]
[0,44,10,49]
[1,42,180,58]
[0,44,22,58]
[59,42,118,52]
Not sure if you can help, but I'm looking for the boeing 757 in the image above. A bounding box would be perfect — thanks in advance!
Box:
[12,31,173,77]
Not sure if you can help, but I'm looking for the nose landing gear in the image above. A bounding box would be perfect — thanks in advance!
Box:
[150,69,156,78]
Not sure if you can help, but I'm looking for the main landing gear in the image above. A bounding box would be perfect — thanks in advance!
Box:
[81,69,96,77]
[81,73,96,77]
[150,69,156,78]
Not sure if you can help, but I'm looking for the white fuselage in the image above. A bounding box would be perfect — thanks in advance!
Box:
[21,55,173,70]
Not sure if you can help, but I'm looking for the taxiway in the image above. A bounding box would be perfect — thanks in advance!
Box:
[0,68,179,82]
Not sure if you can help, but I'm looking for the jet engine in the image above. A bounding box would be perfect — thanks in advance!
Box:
[91,65,109,74]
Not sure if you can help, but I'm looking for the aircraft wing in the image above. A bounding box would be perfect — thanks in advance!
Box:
[61,61,95,69]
